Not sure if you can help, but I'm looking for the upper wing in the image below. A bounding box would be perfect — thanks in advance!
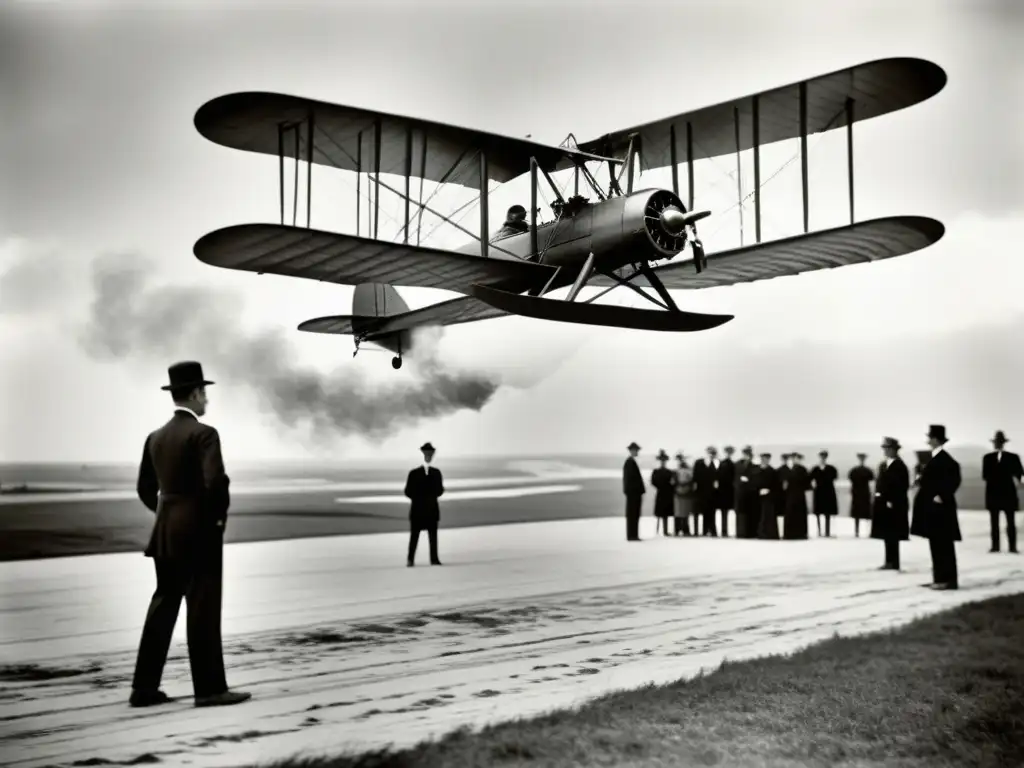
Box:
[298,296,508,337]
[588,216,944,290]
[194,92,621,191]
[194,224,554,295]
[578,58,946,171]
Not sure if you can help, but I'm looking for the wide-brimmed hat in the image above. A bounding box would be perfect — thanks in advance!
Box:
[420,442,436,452]
[856,452,868,459]
[927,424,948,444]
[627,441,641,451]
[993,430,1009,445]
[656,449,670,461]
[881,437,901,451]
[160,361,214,391]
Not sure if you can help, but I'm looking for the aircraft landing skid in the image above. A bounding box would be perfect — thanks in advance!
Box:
[470,283,733,332]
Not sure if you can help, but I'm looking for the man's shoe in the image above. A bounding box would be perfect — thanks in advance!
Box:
[407,560,414,567]
[194,690,252,708]
[430,560,442,566]
[932,582,958,591]
[129,689,173,708]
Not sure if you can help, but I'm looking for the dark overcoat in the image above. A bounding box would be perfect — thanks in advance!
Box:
[848,465,875,520]
[138,410,231,561]
[783,465,810,539]
[756,465,780,539]
[716,458,736,511]
[809,464,839,517]
[651,466,676,518]
[910,449,962,542]
[404,466,444,525]
[870,458,910,541]
[983,450,1023,512]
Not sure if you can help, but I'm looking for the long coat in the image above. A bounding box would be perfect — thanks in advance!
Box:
[783,465,810,540]
[733,459,759,537]
[692,458,718,513]
[776,464,791,516]
[651,466,676,518]
[756,465,781,539]
[716,458,736,511]
[910,449,962,542]
[404,466,444,525]
[623,457,645,498]
[983,450,1023,512]
[809,464,839,517]
[137,410,231,561]
[848,465,875,520]
[870,458,910,541]
[674,466,695,519]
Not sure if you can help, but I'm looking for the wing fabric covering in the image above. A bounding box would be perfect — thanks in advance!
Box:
[194,224,553,295]
[579,58,947,171]
[194,92,619,192]
[298,297,508,337]
[588,216,945,291]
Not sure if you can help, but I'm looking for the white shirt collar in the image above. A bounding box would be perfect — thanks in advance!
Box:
[931,445,944,457]
[885,457,894,466]
[174,406,200,421]
[422,463,431,473]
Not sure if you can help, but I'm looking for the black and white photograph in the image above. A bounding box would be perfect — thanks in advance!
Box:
[1,0,1022,766]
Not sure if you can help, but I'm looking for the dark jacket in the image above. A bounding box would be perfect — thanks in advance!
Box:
[404,465,444,525]
[137,410,231,560]
[983,450,1023,512]
[651,466,676,518]
[870,457,910,541]
[623,457,645,497]
[848,465,875,520]
[809,464,839,517]
[910,449,961,541]
[717,458,736,510]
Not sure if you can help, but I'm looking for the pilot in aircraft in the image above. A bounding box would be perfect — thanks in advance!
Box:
[491,204,529,241]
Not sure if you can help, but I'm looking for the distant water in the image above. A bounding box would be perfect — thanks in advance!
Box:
[0,455,627,492]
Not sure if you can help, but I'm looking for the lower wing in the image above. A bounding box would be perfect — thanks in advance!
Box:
[589,216,945,290]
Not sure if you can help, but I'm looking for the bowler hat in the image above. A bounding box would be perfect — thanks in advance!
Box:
[627,442,640,451]
[818,449,829,458]
[881,437,901,451]
[741,445,753,456]
[656,449,669,461]
[723,445,735,454]
[760,452,772,458]
[420,442,436,452]
[856,452,868,459]
[926,424,948,444]
[160,361,214,391]
[993,430,1009,445]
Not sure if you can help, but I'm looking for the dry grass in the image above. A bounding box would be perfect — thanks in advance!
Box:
[248,592,1024,768]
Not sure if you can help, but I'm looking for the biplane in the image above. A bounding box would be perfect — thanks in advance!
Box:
[194,57,947,369]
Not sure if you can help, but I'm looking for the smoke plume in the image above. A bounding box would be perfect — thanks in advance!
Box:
[73,252,504,444]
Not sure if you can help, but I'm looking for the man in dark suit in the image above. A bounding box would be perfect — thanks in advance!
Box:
[404,442,444,566]
[910,424,962,590]
[982,430,1022,553]
[717,446,736,537]
[693,446,720,536]
[131,362,251,709]
[870,437,910,570]
[623,442,645,541]
[734,445,758,538]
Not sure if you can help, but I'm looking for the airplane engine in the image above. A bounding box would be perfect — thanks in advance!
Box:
[584,189,696,274]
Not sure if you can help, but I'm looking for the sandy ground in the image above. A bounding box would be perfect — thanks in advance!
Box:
[2,513,1022,768]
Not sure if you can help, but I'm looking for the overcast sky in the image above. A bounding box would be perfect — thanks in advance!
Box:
[1,0,1022,463]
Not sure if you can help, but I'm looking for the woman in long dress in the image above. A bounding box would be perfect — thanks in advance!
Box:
[848,452,875,537]
[650,449,676,537]
[673,452,694,536]
[809,450,839,537]
[756,452,780,540]
[783,453,810,540]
